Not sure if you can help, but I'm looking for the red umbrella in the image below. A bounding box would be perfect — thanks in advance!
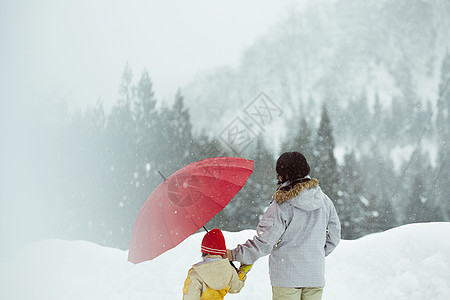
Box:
[128,157,254,264]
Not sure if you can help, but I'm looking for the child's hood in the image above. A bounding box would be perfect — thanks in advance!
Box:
[192,257,233,290]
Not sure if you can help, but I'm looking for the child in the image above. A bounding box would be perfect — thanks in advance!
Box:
[182,228,251,300]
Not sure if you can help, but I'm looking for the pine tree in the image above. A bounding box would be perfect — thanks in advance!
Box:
[372,92,387,141]
[244,135,276,227]
[134,69,156,124]
[293,116,314,159]
[400,150,440,224]
[339,151,366,239]
[118,69,161,249]
[133,69,159,203]
[311,105,340,202]
[78,102,109,242]
[376,191,397,231]
[362,194,382,234]
[101,64,139,248]
[388,96,410,145]
[190,132,228,161]
[170,90,194,167]
[435,144,450,221]
[405,174,437,223]
[436,51,450,139]
[435,50,450,221]
[154,90,194,176]
[119,62,134,105]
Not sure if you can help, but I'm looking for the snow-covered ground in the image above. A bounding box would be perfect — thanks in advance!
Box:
[1,222,449,300]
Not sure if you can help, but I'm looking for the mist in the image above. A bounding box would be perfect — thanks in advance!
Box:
[1,0,450,261]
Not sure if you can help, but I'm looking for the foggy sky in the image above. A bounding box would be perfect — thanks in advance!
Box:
[0,0,300,258]
[1,0,295,111]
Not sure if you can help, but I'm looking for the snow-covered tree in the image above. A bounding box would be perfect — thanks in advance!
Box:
[311,105,340,202]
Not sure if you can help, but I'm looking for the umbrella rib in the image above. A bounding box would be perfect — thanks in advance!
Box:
[167,181,241,230]
[189,185,242,210]
[185,174,248,190]
[176,196,223,232]
[161,203,178,248]
[130,198,151,251]
[160,197,208,252]
[172,164,253,178]
[170,184,214,229]
[200,191,234,208]
[177,203,207,232]
[183,174,251,209]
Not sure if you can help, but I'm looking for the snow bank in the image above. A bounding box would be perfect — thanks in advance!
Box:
[1,223,449,300]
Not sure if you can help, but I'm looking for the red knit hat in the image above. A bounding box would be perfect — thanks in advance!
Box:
[201,228,226,256]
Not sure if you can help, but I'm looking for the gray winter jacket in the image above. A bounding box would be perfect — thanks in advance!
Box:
[231,178,341,287]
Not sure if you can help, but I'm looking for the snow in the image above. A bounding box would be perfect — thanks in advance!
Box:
[1,223,449,299]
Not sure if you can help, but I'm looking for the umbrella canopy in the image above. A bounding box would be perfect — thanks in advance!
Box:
[128,157,254,264]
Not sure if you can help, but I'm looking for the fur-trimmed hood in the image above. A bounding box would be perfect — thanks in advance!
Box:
[273,178,323,211]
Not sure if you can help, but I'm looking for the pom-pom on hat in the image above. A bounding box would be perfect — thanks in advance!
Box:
[201,228,226,256]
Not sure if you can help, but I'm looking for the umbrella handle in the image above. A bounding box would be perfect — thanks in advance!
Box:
[229,261,238,272]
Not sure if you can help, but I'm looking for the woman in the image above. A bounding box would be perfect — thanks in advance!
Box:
[227,152,341,300]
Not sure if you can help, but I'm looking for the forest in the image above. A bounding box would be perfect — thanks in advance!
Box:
[5,0,449,252]
[39,56,450,250]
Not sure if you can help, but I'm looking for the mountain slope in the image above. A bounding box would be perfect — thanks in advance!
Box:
[183,0,450,150]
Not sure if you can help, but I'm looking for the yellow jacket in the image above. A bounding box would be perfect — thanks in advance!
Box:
[182,255,245,300]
